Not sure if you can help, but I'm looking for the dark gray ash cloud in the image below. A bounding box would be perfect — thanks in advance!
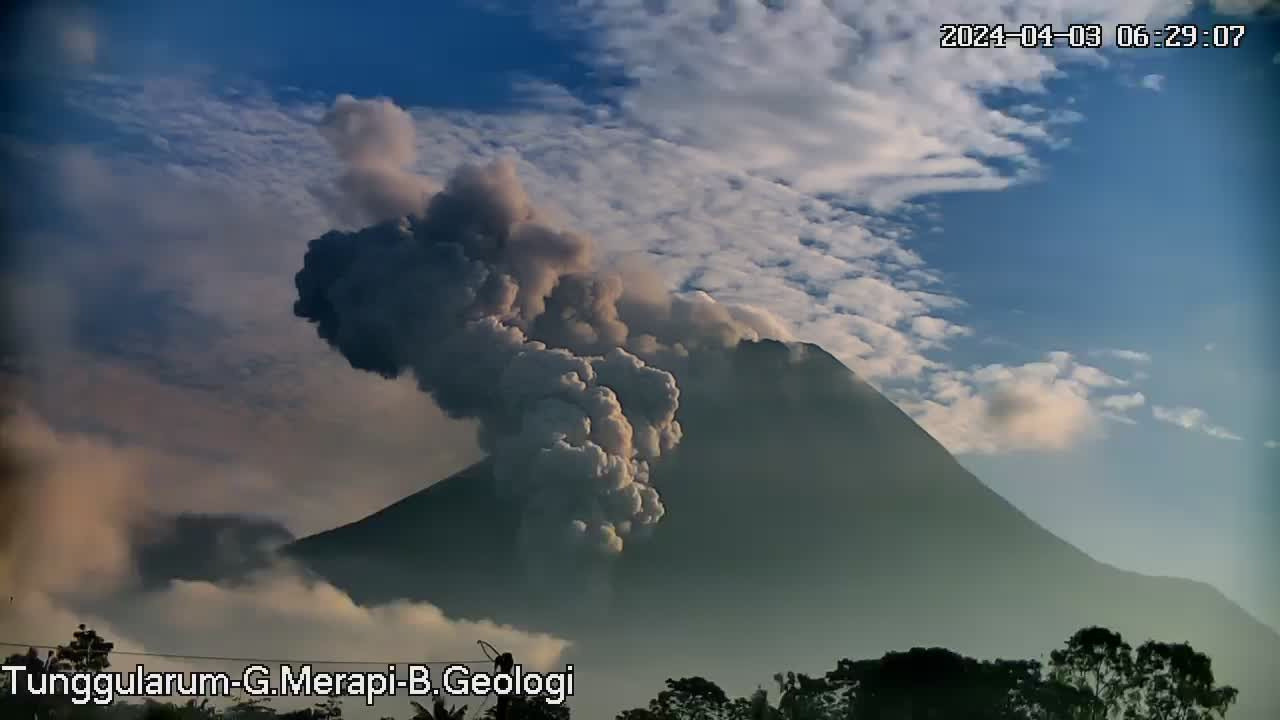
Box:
[293,97,787,578]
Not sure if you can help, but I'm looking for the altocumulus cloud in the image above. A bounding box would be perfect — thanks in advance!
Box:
[27,0,1245,476]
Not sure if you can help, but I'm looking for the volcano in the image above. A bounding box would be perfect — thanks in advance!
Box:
[286,339,1279,719]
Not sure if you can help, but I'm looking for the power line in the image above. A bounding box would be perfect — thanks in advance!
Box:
[0,641,489,667]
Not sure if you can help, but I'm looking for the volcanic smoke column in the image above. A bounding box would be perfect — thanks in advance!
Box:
[293,159,682,577]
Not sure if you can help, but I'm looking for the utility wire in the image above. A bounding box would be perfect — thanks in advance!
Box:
[0,641,489,666]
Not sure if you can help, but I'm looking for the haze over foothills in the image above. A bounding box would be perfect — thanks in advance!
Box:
[1,0,1278,718]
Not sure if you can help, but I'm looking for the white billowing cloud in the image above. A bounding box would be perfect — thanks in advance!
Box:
[1,568,567,714]
[110,567,567,674]
[903,352,1118,454]
[1152,405,1243,441]
[556,0,1197,209]
[1091,348,1152,364]
[1140,74,1166,92]
[1102,392,1147,412]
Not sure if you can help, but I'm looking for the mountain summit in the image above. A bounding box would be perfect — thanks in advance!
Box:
[287,339,1279,719]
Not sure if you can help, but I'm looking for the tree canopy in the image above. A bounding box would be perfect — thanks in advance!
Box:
[0,624,1238,720]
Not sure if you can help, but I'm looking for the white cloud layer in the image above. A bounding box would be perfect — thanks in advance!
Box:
[14,0,1246,496]
[1140,74,1166,92]
[45,65,1181,458]
[1091,348,1152,364]
[554,0,1199,209]
[1152,405,1243,441]
[1101,392,1147,412]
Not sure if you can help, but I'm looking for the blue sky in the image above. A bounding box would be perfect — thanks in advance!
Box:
[2,0,1278,687]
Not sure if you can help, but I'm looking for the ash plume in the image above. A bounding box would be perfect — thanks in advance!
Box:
[294,95,787,578]
[311,94,437,227]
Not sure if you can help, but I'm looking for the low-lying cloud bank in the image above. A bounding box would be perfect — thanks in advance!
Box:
[0,408,570,710]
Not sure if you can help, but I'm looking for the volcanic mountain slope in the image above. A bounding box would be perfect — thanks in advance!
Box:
[287,339,1279,719]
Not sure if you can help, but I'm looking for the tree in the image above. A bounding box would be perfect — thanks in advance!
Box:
[1049,627,1136,719]
[410,699,468,720]
[771,671,838,720]
[1127,641,1238,720]
[824,648,1046,719]
[483,694,571,720]
[617,677,732,720]
[224,694,278,719]
[725,688,778,720]
[138,698,221,720]
[1049,627,1238,720]
[52,624,115,673]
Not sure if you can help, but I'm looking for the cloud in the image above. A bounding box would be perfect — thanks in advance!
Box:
[1091,348,1152,364]
[553,0,1198,210]
[1070,365,1127,388]
[1,565,568,713]
[1211,0,1280,15]
[1101,392,1146,412]
[7,145,487,538]
[57,77,968,393]
[902,352,1116,454]
[1264,440,1279,449]
[1099,392,1145,425]
[1140,74,1165,92]
[1152,405,1243,441]
[0,407,152,599]
[0,408,568,712]
[311,94,437,227]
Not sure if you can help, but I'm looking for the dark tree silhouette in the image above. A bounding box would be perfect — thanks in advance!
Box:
[1049,626,1137,718]
[1048,627,1238,720]
[824,648,1058,719]
[482,694,571,720]
[223,694,278,719]
[1128,641,1238,720]
[771,671,838,720]
[138,698,220,719]
[409,698,468,720]
[52,624,115,673]
[617,677,735,720]
[619,627,1232,720]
